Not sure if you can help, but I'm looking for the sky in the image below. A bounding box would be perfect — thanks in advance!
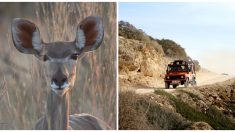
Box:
[119,2,235,75]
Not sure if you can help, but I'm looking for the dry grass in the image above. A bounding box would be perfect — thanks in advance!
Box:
[154,90,235,130]
[119,91,190,130]
[0,3,116,129]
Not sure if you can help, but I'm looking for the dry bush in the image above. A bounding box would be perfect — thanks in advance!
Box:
[157,39,187,60]
[119,91,190,130]
[119,91,150,130]
[155,90,235,130]
[119,21,149,42]
[0,3,116,129]
[193,59,201,71]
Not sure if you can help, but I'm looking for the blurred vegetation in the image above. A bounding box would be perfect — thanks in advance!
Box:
[0,2,116,129]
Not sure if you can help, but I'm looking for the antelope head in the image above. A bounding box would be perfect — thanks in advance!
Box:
[11,16,104,96]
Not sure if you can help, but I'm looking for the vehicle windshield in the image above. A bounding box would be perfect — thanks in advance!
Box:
[167,65,189,72]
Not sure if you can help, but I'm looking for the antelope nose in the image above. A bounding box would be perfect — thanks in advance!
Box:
[51,74,68,87]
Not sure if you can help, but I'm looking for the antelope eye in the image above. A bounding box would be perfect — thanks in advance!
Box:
[43,55,50,61]
[71,53,79,60]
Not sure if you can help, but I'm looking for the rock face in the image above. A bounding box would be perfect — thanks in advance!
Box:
[119,36,165,74]
[118,21,197,89]
[119,36,171,88]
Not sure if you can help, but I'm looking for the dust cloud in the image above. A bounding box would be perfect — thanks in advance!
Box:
[199,50,235,76]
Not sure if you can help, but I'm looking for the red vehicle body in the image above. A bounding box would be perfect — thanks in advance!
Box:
[164,60,196,89]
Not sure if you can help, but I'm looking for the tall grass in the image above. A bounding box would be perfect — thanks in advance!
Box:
[0,3,116,129]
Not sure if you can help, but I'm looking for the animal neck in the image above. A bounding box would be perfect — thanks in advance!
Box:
[46,91,70,130]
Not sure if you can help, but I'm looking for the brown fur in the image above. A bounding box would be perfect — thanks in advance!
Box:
[80,17,99,46]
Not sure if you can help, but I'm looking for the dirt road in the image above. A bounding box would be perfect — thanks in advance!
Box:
[136,68,233,94]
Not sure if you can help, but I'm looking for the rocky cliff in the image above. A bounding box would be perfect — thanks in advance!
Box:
[119,21,197,88]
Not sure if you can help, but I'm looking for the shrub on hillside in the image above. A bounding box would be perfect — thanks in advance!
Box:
[119,20,200,72]
[119,91,190,130]
[119,21,150,42]
[156,39,187,60]
[193,59,201,71]
[154,90,235,130]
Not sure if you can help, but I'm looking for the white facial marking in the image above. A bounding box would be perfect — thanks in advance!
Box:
[50,82,70,89]
[61,82,69,89]
[76,28,85,49]
[51,82,59,89]
[51,82,70,96]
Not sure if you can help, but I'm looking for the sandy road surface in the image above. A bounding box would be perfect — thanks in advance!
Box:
[136,68,233,94]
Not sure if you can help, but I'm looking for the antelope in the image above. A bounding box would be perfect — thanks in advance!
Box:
[11,16,111,130]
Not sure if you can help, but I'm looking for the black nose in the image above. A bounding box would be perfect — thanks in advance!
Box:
[51,74,68,87]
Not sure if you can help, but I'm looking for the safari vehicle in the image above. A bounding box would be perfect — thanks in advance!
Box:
[164,60,196,89]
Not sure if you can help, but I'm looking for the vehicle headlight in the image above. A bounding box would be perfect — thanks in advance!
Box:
[181,76,184,78]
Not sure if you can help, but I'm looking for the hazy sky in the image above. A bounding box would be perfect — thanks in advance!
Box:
[119,3,235,75]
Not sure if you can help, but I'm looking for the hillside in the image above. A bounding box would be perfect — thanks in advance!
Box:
[120,78,235,130]
[119,21,199,89]
[118,21,235,130]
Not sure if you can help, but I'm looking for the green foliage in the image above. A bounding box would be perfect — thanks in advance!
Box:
[154,90,235,130]
[119,26,149,42]
[156,39,188,59]
[178,90,202,100]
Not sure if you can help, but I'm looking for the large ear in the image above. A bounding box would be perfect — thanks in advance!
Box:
[75,16,104,52]
[11,18,42,55]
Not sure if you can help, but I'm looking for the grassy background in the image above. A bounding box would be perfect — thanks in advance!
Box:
[0,3,116,129]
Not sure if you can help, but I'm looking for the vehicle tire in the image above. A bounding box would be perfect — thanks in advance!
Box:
[191,80,194,86]
[184,79,189,88]
[173,85,177,88]
[192,77,197,86]
[165,82,170,89]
